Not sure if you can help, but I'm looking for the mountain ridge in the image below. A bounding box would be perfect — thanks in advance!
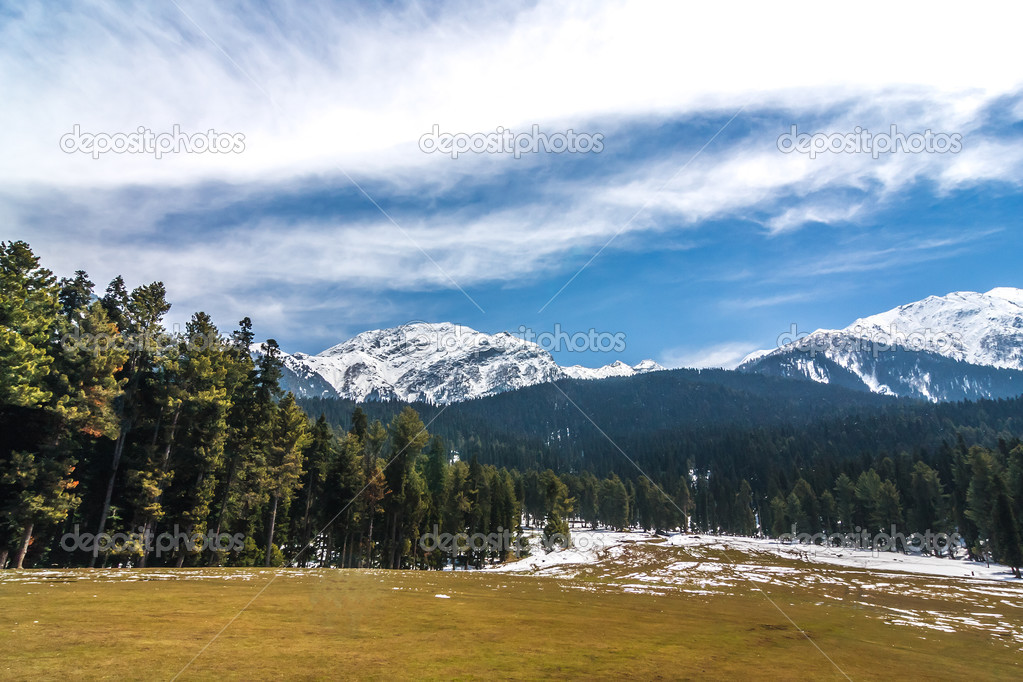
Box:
[261,322,665,403]
[739,287,1023,401]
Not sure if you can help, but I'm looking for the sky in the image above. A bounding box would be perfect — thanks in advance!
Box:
[2,0,1022,369]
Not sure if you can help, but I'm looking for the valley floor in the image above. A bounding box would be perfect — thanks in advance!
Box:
[2,534,1021,680]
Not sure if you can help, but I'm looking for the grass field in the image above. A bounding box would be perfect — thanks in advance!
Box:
[2,536,1021,680]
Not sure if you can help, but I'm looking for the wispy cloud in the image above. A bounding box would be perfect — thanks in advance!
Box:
[3,0,1021,351]
[800,228,1003,278]
[659,342,761,370]
[723,292,821,310]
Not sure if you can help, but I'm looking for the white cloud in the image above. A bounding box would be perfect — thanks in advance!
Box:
[723,292,820,310]
[766,203,864,235]
[2,0,1021,189]
[660,342,761,370]
[4,0,1023,340]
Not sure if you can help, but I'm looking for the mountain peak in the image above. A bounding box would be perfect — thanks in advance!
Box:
[985,287,1023,305]
[264,322,665,403]
[739,287,1023,401]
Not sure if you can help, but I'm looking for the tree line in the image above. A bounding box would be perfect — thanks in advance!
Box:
[0,241,625,570]
[2,240,1021,576]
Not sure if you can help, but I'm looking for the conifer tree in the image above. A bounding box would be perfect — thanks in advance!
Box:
[908,461,946,534]
[163,313,232,566]
[599,474,629,530]
[383,407,430,569]
[965,447,1000,547]
[91,280,170,565]
[735,479,756,535]
[1,451,80,568]
[264,393,310,566]
[0,241,59,408]
[990,479,1023,578]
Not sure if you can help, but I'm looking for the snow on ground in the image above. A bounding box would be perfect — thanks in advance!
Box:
[5,531,1021,645]
[488,530,1023,583]
[673,534,1023,582]
[483,529,1023,646]
[485,530,647,575]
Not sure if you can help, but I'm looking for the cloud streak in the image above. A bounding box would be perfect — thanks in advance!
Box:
[2,0,1021,354]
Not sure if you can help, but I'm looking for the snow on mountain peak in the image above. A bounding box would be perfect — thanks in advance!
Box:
[632,359,666,373]
[986,287,1023,306]
[559,359,665,380]
[739,287,1023,401]
[841,288,1023,370]
[738,348,773,366]
[263,322,665,403]
[741,287,1023,372]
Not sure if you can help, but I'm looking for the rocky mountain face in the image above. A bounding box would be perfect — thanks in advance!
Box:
[738,288,1023,401]
[262,322,664,403]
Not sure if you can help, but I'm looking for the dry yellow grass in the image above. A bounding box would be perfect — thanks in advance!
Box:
[2,543,1021,680]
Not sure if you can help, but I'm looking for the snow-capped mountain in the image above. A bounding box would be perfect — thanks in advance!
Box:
[562,359,666,380]
[261,322,664,404]
[738,287,1023,402]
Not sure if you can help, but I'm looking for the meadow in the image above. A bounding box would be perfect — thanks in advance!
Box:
[2,536,1021,680]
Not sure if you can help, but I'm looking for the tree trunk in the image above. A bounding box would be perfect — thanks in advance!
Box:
[140,406,181,569]
[366,515,374,568]
[302,470,315,551]
[159,407,180,472]
[139,518,155,568]
[389,511,402,569]
[0,548,8,569]
[265,495,280,567]
[92,430,127,567]
[209,455,237,566]
[341,509,352,567]
[13,523,34,569]
[389,513,397,569]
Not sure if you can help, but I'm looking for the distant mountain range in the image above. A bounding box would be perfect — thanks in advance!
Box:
[259,322,664,403]
[260,288,1023,405]
[738,287,1023,402]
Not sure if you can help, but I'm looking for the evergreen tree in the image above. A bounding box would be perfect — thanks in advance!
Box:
[1,450,80,568]
[91,280,171,566]
[51,301,125,439]
[965,447,1000,547]
[854,469,883,531]
[735,479,756,535]
[264,393,310,566]
[57,270,94,319]
[599,474,629,530]
[833,473,856,530]
[163,314,232,566]
[382,407,430,568]
[769,494,789,536]
[990,479,1023,578]
[0,241,59,408]
[908,461,946,533]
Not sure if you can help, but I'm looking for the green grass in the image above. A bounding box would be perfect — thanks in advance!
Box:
[2,543,1021,680]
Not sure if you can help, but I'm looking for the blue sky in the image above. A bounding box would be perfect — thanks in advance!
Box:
[2,1,1021,368]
